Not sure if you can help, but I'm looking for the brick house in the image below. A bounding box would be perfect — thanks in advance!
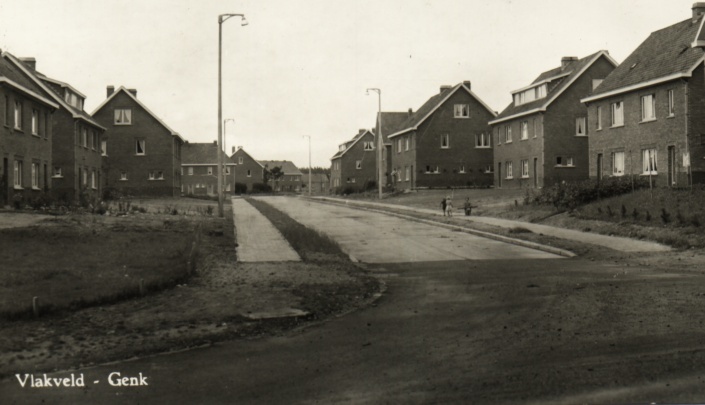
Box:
[582,4,705,186]
[92,86,184,197]
[258,160,303,192]
[302,173,329,194]
[229,146,264,193]
[181,141,234,196]
[387,81,497,190]
[0,51,58,206]
[490,51,617,189]
[7,54,106,204]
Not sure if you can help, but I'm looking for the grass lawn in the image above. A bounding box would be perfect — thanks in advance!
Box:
[347,188,526,213]
[0,213,197,319]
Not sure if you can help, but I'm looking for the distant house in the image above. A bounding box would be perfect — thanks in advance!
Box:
[258,160,303,192]
[387,81,497,189]
[582,4,705,186]
[7,54,106,204]
[181,141,233,196]
[92,86,184,197]
[303,173,329,194]
[230,146,264,193]
[490,51,617,189]
[0,51,58,206]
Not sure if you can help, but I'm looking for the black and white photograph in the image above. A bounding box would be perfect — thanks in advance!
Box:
[2,0,705,403]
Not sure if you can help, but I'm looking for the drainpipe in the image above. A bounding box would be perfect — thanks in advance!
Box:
[684,79,693,190]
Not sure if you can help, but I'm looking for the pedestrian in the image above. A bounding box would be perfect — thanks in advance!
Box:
[464,197,472,216]
[445,197,453,217]
[440,197,447,216]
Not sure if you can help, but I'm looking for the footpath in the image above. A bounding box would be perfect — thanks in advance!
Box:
[311,197,671,253]
[231,198,301,262]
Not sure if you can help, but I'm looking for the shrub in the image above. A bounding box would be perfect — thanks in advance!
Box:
[646,210,652,221]
[692,215,701,227]
[251,183,272,194]
[676,210,686,225]
[660,208,671,224]
[30,192,54,210]
[621,204,627,218]
[234,182,248,194]
[364,180,376,191]
[534,176,648,210]
[632,208,639,220]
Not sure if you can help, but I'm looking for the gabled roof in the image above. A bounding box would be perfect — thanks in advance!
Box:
[258,160,303,176]
[387,83,497,139]
[91,86,184,143]
[375,112,409,144]
[583,18,705,103]
[0,52,59,109]
[331,129,374,160]
[491,50,617,125]
[2,52,104,130]
[230,147,265,168]
[181,142,229,165]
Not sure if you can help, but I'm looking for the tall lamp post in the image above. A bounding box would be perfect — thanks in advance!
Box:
[366,88,383,199]
[224,118,235,195]
[303,135,312,196]
[218,13,247,218]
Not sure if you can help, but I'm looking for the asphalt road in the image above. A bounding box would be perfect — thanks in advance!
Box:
[3,198,705,404]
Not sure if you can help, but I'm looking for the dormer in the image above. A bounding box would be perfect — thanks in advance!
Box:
[64,88,84,110]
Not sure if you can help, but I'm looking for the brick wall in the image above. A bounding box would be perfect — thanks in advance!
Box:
[336,132,378,192]
[492,113,545,189]
[229,149,264,192]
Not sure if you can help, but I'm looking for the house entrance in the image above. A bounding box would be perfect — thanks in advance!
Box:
[597,154,603,182]
[497,162,502,188]
[668,146,675,187]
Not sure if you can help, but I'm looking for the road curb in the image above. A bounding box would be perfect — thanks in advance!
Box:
[303,196,576,258]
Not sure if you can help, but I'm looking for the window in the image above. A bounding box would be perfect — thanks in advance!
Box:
[356,160,362,169]
[363,141,374,150]
[91,170,97,189]
[3,95,8,126]
[533,119,539,138]
[207,166,213,175]
[505,161,513,179]
[52,166,62,178]
[612,152,625,176]
[596,106,602,130]
[82,168,87,186]
[496,127,501,145]
[14,100,22,130]
[405,137,409,151]
[101,140,107,156]
[521,159,529,178]
[576,117,586,136]
[459,165,466,174]
[120,171,128,180]
[397,138,402,153]
[238,156,243,164]
[441,133,450,149]
[247,169,252,177]
[514,84,547,106]
[31,109,39,135]
[668,89,675,117]
[114,109,132,125]
[405,166,410,181]
[187,167,193,175]
[224,167,230,175]
[81,128,88,147]
[567,157,574,166]
[475,132,491,148]
[135,139,145,155]
[149,171,155,180]
[425,165,439,174]
[484,165,494,174]
[642,148,657,175]
[611,101,624,126]
[641,94,656,121]
[31,163,39,189]
[521,121,528,140]
[92,132,98,150]
[504,126,512,143]
[454,104,470,118]
[14,160,23,188]
[555,156,574,166]
[157,171,164,180]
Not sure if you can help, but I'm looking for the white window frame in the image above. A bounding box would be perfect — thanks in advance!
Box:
[207,166,213,175]
[611,101,624,127]
[363,141,374,150]
[405,137,409,151]
[405,166,410,181]
[187,167,194,176]
[596,106,602,130]
[440,133,450,149]
[521,121,528,140]
[31,162,39,189]
[14,100,22,130]
[640,94,656,122]
[504,126,512,143]
[81,128,88,148]
[642,148,657,175]
[668,89,675,117]
[101,140,107,156]
[612,152,625,176]
[475,132,490,148]
[13,160,23,188]
[505,161,513,179]
[356,160,362,169]
[31,109,39,135]
[397,138,402,153]
[120,171,128,181]
[247,169,252,177]
[135,139,145,155]
[576,117,586,136]
[114,109,132,125]
[520,159,529,178]
[91,170,97,189]
[484,164,494,174]
[459,165,466,174]
[52,166,63,178]
[454,104,470,118]
[567,156,574,166]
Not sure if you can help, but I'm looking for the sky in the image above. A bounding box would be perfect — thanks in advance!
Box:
[0,0,694,168]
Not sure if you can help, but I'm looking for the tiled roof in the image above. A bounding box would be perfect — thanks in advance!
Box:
[0,52,59,108]
[376,112,410,143]
[588,18,704,99]
[36,73,105,129]
[258,160,303,175]
[493,50,611,122]
[182,142,228,164]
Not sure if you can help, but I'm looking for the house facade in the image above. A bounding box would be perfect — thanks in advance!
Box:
[181,141,234,196]
[7,55,106,204]
[582,4,705,187]
[92,86,184,197]
[490,51,618,189]
[387,81,497,190]
[230,146,264,193]
[330,129,377,192]
[259,160,303,192]
[302,173,329,194]
[0,51,58,206]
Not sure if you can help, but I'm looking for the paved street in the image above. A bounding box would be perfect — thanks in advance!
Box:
[2,198,703,404]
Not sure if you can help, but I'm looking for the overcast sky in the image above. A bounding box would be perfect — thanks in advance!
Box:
[0,0,694,167]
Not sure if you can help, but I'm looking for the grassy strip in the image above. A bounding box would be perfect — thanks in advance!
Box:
[246,198,347,261]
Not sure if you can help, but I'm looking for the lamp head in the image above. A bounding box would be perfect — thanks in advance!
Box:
[241,16,249,26]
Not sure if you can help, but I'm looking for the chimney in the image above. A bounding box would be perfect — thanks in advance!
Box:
[694,3,705,22]
[19,57,36,71]
[213,140,218,145]
[237,146,242,150]
[107,86,115,97]
[232,146,236,154]
[127,88,137,98]
[463,80,471,90]
[561,56,578,69]
[359,128,366,134]
[440,85,452,93]
[408,108,413,117]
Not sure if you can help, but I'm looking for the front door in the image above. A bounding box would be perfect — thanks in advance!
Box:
[597,154,603,183]
[1,158,7,206]
[497,163,502,188]
[533,158,538,188]
[668,146,675,187]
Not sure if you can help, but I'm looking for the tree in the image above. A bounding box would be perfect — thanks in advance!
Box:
[264,165,284,191]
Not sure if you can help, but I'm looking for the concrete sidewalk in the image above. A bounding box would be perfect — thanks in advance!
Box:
[231,198,301,262]
[311,197,671,253]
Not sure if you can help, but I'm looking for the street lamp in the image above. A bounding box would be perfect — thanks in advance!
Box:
[366,88,383,199]
[217,13,247,218]
[303,135,312,196]
[224,118,235,195]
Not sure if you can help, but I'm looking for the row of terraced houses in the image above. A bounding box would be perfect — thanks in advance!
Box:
[0,49,305,207]
[331,3,705,192]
